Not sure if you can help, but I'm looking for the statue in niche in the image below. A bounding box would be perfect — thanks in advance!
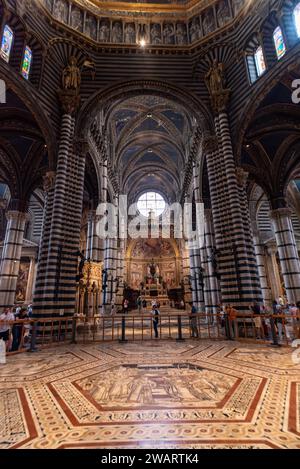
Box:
[176,23,187,45]
[217,0,231,28]
[71,7,83,32]
[189,17,201,43]
[85,15,97,40]
[150,24,162,44]
[124,23,136,44]
[232,0,244,16]
[112,22,122,43]
[99,21,110,42]
[62,56,81,91]
[205,59,225,97]
[163,23,175,44]
[53,0,68,24]
[202,9,216,36]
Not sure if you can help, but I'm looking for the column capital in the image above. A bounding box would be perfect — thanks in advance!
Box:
[236,167,249,188]
[266,241,278,256]
[43,171,56,192]
[202,134,218,153]
[270,207,292,220]
[57,89,81,116]
[6,211,30,222]
[74,139,89,156]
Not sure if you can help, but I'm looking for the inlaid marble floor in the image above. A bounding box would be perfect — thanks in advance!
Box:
[1,340,300,449]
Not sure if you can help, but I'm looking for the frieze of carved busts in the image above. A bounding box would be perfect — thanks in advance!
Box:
[205,59,231,113]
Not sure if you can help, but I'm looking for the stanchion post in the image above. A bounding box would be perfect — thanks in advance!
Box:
[176,315,185,342]
[119,315,128,343]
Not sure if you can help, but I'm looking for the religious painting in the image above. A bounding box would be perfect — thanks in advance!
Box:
[0,25,14,63]
[22,45,32,80]
[150,23,162,45]
[189,16,201,43]
[124,23,136,44]
[85,15,97,40]
[217,0,232,28]
[131,239,174,258]
[175,23,187,45]
[163,23,175,45]
[53,0,68,24]
[71,7,83,32]
[15,260,30,304]
[99,20,110,42]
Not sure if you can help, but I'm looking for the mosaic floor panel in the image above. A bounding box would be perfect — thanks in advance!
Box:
[1,341,300,449]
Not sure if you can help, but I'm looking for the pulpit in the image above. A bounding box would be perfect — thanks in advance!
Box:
[76,261,102,317]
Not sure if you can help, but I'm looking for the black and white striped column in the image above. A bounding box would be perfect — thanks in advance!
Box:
[270,208,300,303]
[252,222,272,305]
[86,210,104,262]
[0,210,29,309]
[33,113,87,317]
[202,209,221,314]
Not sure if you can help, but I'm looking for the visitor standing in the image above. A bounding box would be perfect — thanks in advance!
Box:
[152,305,160,339]
[0,308,15,351]
[190,303,199,338]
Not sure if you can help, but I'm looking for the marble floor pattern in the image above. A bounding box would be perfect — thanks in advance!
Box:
[1,340,300,449]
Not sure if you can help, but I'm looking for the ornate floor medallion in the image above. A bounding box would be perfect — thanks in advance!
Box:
[1,341,300,449]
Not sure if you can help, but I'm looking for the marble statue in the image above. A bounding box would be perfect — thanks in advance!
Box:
[112,22,123,43]
[202,9,216,36]
[217,0,231,28]
[62,56,81,91]
[150,24,162,45]
[124,23,136,44]
[99,21,110,42]
[205,59,225,97]
[71,7,83,32]
[163,23,175,45]
[85,15,97,40]
[189,17,201,43]
[53,0,68,24]
[176,23,187,45]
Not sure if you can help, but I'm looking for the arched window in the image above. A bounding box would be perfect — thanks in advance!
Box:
[294,3,300,38]
[273,26,286,59]
[254,46,266,77]
[22,46,33,80]
[0,25,14,63]
[247,41,267,83]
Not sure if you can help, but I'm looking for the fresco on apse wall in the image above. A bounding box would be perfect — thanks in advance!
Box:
[129,239,177,289]
[42,0,245,45]
[15,260,30,303]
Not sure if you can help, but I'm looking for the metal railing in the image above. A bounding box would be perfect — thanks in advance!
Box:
[1,312,300,355]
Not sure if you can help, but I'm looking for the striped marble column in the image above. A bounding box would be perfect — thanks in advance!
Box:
[270,208,300,303]
[202,209,221,314]
[33,112,88,317]
[252,222,272,305]
[204,123,262,311]
[86,210,104,262]
[0,210,29,308]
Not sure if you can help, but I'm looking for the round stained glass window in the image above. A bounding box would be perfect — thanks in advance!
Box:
[137,192,166,218]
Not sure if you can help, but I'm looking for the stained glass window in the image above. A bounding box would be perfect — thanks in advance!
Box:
[273,26,286,59]
[137,192,166,218]
[0,25,14,63]
[294,3,300,37]
[254,46,266,77]
[22,46,32,80]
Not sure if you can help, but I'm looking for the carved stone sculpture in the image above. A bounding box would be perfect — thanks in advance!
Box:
[62,56,81,91]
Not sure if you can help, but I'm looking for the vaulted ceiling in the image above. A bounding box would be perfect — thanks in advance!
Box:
[107,94,194,203]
